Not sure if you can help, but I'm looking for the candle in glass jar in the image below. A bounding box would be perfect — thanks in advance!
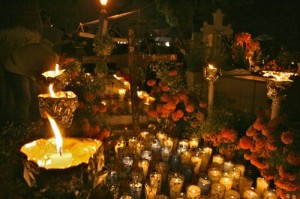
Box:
[219,176,233,190]
[145,182,158,199]
[156,131,167,144]
[161,147,171,163]
[141,150,152,161]
[128,136,138,150]
[224,190,240,199]
[151,138,162,153]
[181,150,192,164]
[177,139,189,153]
[140,131,149,139]
[136,142,144,157]
[212,154,224,166]
[164,137,174,151]
[169,173,184,199]
[150,172,162,193]
[256,177,269,197]
[238,176,253,196]
[211,183,226,199]
[189,138,199,149]
[190,156,202,174]
[263,189,278,199]
[186,185,201,199]
[243,187,259,199]
[208,167,222,183]
[234,164,245,176]
[223,161,234,172]
[129,182,143,199]
[198,177,211,195]
[138,159,150,178]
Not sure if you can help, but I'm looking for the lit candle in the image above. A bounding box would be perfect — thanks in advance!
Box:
[168,173,184,199]
[243,187,259,199]
[256,177,269,197]
[145,182,158,199]
[45,112,73,168]
[263,189,278,199]
[212,154,224,166]
[161,147,171,163]
[135,141,144,157]
[118,88,126,101]
[198,177,211,195]
[128,136,138,150]
[42,63,65,79]
[181,150,192,164]
[177,139,189,153]
[198,148,211,172]
[190,156,202,174]
[151,138,161,153]
[219,176,233,190]
[140,131,150,139]
[155,162,170,183]
[229,167,241,190]
[238,176,253,196]
[156,131,167,145]
[186,185,201,199]
[150,172,162,193]
[164,137,174,151]
[224,190,240,199]
[211,183,226,199]
[223,161,234,172]
[234,164,245,176]
[138,159,150,178]
[141,150,152,161]
[115,139,125,155]
[189,137,199,149]
[208,167,222,183]
[129,182,143,199]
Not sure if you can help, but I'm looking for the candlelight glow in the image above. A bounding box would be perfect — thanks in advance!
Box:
[49,83,56,97]
[100,0,108,6]
[42,64,65,78]
[45,112,63,155]
[262,71,296,81]
[208,64,215,69]
[55,64,59,72]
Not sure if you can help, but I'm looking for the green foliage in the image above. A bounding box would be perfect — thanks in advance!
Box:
[93,34,116,56]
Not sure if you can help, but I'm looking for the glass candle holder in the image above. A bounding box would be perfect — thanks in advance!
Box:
[168,172,185,199]
[129,181,143,199]
[132,169,143,183]
[136,141,144,158]
[138,159,150,179]
[198,173,211,195]
[156,162,170,183]
[256,177,269,197]
[219,174,233,190]
[150,172,162,194]
[263,189,278,199]
[151,138,162,153]
[177,139,190,153]
[181,164,193,184]
[122,156,134,171]
[229,167,241,190]
[141,150,152,161]
[242,187,259,199]
[224,190,240,199]
[155,194,169,199]
[161,147,171,163]
[156,131,167,145]
[181,150,192,164]
[170,154,182,171]
[189,137,199,150]
[164,137,174,151]
[128,136,138,151]
[210,183,226,199]
[196,148,210,172]
[238,176,253,196]
[212,154,224,166]
[223,161,234,172]
[190,156,202,175]
[175,192,188,199]
[234,164,245,176]
[145,182,158,199]
[208,167,222,183]
[186,185,201,199]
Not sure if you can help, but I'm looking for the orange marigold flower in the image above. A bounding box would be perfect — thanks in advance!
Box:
[178,92,188,103]
[148,110,158,117]
[261,127,270,137]
[219,129,236,142]
[191,121,198,128]
[244,153,251,160]
[274,179,299,192]
[168,70,178,76]
[239,136,253,149]
[266,142,277,151]
[147,79,156,86]
[161,93,171,102]
[287,152,300,166]
[246,126,257,137]
[250,158,269,170]
[281,130,294,145]
[253,118,265,131]
[165,102,177,110]
[196,112,204,122]
[185,104,195,113]
[199,102,208,108]
[254,137,265,150]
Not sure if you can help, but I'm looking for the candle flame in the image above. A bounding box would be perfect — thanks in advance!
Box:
[55,64,59,72]
[49,83,56,97]
[45,112,63,155]
[208,64,215,69]
[100,0,108,6]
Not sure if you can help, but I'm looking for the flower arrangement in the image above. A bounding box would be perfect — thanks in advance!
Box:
[231,32,261,70]
[146,61,207,138]
[239,112,300,198]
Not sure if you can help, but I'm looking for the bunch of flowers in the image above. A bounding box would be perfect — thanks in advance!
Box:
[231,32,261,70]
[146,61,207,138]
[239,113,300,198]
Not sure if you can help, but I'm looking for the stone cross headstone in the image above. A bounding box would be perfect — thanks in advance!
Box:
[200,9,233,63]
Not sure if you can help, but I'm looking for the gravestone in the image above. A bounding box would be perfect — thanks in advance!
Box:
[200,9,233,65]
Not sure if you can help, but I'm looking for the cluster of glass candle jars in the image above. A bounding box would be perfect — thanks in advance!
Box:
[109,131,277,199]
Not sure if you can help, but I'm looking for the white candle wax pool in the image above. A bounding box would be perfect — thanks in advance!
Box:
[51,152,73,168]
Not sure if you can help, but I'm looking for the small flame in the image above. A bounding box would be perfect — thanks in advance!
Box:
[49,83,56,97]
[45,112,63,155]
[208,64,215,69]
[55,64,59,73]
[100,0,108,6]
